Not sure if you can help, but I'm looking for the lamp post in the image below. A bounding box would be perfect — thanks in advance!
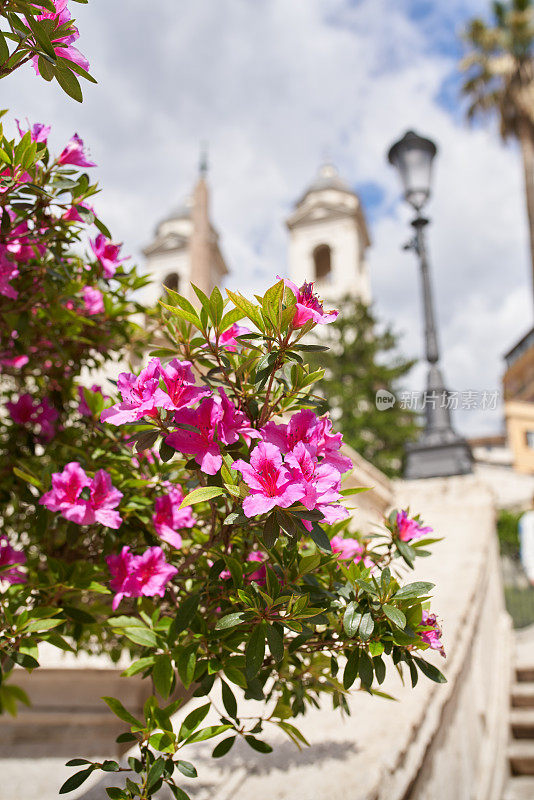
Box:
[387,130,472,479]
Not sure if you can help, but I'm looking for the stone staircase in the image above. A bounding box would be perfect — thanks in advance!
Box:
[505,632,534,799]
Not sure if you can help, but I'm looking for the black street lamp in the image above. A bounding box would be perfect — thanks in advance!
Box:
[387,130,473,480]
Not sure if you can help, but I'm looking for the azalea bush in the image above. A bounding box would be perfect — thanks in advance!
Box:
[2,268,445,799]
[0,5,446,798]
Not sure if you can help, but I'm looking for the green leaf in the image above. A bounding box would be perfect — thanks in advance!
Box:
[179,702,210,742]
[414,657,447,684]
[159,440,175,463]
[0,31,9,63]
[177,646,197,689]
[373,655,386,685]
[184,724,232,744]
[343,602,360,638]
[146,758,166,792]
[246,622,266,678]
[13,467,43,489]
[245,735,273,753]
[212,735,236,757]
[214,612,248,630]
[309,522,332,553]
[343,649,360,690]
[170,594,199,638]
[266,624,284,662]
[223,665,247,689]
[169,786,192,800]
[221,680,238,719]
[23,618,63,634]
[10,652,39,670]
[359,612,374,641]
[106,789,126,799]
[121,627,158,648]
[121,657,156,678]
[102,697,143,729]
[179,486,224,509]
[177,760,198,779]
[393,582,435,599]
[59,767,94,794]
[55,66,83,102]
[383,605,406,629]
[358,650,374,688]
[153,655,174,699]
[262,513,280,549]
[226,289,264,330]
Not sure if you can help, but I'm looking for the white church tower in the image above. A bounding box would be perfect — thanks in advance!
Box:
[142,156,229,307]
[286,163,371,304]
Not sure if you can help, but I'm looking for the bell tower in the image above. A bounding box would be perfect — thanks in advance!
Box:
[286,163,371,303]
[142,152,229,307]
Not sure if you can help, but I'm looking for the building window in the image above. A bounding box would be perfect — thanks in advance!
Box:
[163,272,179,293]
[313,244,332,282]
[526,431,534,449]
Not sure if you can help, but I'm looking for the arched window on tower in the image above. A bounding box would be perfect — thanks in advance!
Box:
[162,272,180,294]
[313,244,332,283]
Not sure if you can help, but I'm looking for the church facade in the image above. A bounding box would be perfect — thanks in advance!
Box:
[143,160,371,307]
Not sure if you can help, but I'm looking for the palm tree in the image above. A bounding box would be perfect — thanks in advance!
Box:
[461,0,534,302]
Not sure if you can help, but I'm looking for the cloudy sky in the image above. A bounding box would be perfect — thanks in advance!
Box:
[4,0,531,435]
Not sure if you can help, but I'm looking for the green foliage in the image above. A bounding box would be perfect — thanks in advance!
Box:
[497,508,523,557]
[309,297,420,477]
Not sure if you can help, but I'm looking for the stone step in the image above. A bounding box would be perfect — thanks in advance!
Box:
[0,710,121,758]
[509,742,534,775]
[504,776,534,800]
[511,709,534,739]
[512,683,534,708]
[517,667,534,683]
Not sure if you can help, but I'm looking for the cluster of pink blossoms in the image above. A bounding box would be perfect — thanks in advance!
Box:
[106,546,178,610]
[282,278,338,328]
[40,462,123,529]
[6,393,58,442]
[233,409,352,523]
[31,0,89,75]
[0,536,26,585]
[396,510,433,542]
[90,234,127,279]
[420,610,445,657]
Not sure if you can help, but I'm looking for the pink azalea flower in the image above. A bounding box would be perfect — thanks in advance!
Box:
[100,359,169,426]
[40,463,122,528]
[0,536,26,584]
[285,442,348,525]
[15,119,51,144]
[83,469,123,529]
[284,278,338,328]
[77,384,108,417]
[232,441,305,517]
[6,393,58,441]
[217,388,260,446]
[82,285,104,315]
[262,410,353,475]
[57,134,96,167]
[218,324,250,352]
[165,396,223,475]
[331,535,373,569]
[396,510,432,543]
[107,546,177,610]
[90,234,127,278]
[0,354,28,370]
[159,359,210,412]
[39,461,91,523]
[153,485,195,549]
[107,546,136,610]
[30,1,89,75]
[420,610,445,657]
[0,254,19,299]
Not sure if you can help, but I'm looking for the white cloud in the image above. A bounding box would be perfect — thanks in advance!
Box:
[3,0,530,436]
